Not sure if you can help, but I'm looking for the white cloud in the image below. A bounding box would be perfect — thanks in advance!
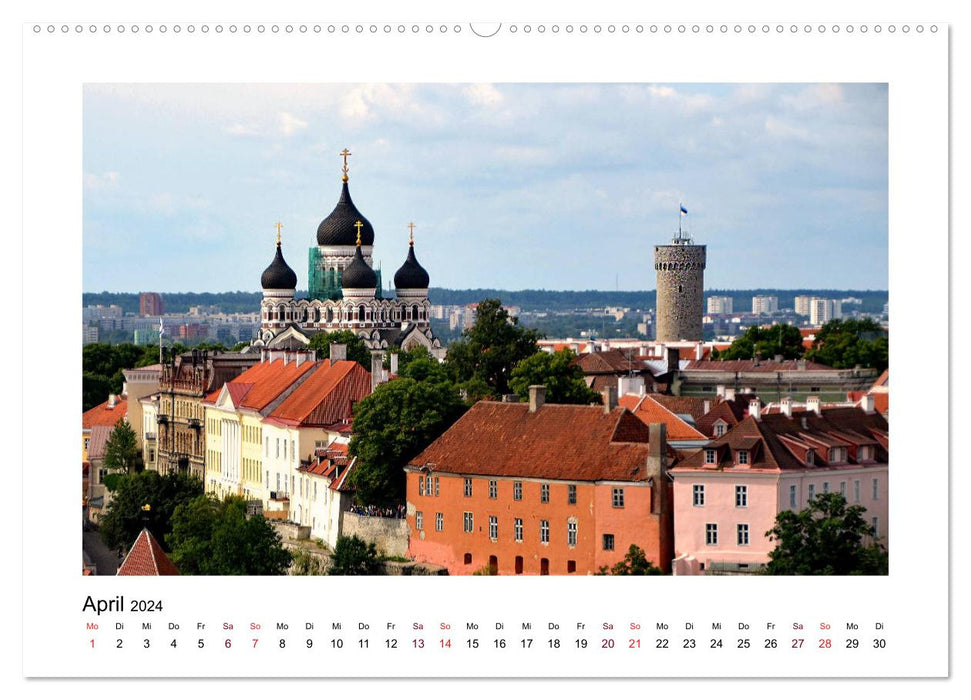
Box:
[765,115,809,139]
[225,123,261,137]
[83,171,120,192]
[649,85,677,98]
[278,112,308,135]
[464,83,503,106]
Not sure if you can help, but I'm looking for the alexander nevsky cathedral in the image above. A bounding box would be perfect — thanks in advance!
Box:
[254,149,444,358]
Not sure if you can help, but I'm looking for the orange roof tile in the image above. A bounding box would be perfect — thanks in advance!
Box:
[82,395,128,429]
[409,402,659,483]
[116,529,179,576]
[620,395,707,441]
[264,361,371,427]
[214,359,319,412]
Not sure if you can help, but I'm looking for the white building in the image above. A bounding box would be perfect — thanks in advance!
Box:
[707,296,734,315]
[751,295,779,314]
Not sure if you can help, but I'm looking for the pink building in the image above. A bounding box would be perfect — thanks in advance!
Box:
[670,400,888,575]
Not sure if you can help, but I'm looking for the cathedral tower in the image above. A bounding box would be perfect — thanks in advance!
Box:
[654,206,706,342]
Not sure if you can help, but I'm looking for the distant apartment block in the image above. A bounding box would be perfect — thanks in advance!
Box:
[751,295,778,314]
[707,296,733,315]
[139,292,164,317]
[809,298,842,325]
[82,304,123,323]
[82,325,99,345]
[794,295,814,316]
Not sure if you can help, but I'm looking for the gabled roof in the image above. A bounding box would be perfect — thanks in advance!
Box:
[695,399,747,437]
[648,394,711,423]
[82,395,128,429]
[409,401,661,483]
[207,359,318,412]
[618,394,707,441]
[576,349,648,375]
[683,358,834,372]
[116,529,179,576]
[264,360,370,428]
[86,425,114,461]
[673,407,888,473]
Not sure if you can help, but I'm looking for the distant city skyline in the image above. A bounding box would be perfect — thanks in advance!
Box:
[83,83,888,293]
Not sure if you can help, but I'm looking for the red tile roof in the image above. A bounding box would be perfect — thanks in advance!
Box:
[695,399,747,437]
[577,349,648,375]
[409,401,661,482]
[116,529,179,576]
[82,395,128,429]
[211,359,319,412]
[264,360,371,427]
[673,407,888,473]
[684,359,833,372]
[86,425,114,461]
[648,394,712,423]
[617,394,707,441]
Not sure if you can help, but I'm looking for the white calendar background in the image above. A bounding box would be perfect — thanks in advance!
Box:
[13,0,963,695]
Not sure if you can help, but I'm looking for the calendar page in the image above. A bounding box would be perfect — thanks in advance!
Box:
[18,0,957,695]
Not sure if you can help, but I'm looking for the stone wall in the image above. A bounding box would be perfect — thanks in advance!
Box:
[342,512,410,558]
[654,243,706,342]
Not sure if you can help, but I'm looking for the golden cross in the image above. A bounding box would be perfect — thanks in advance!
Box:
[408,222,415,245]
[354,220,363,246]
[340,148,352,181]
[275,221,283,245]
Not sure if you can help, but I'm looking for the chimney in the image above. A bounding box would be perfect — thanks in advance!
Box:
[797,359,807,371]
[774,354,783,363]
[390,352,399,375]
[749,399,761,421]
[725,387,736,402]
[330,343,347,362]
[529,385,547,413]
[370,351,385,393]
[861,393,875,414]
[648,421,673,569]
[780,396,793,418]
[666,346,681,373]
[107,394,117,408]
[602,386,618,414]
[703,399,711,415]
[806,395,821,416]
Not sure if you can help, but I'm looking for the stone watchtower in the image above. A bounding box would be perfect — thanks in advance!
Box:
[654,212,706,342]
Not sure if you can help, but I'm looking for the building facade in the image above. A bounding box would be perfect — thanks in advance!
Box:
[139,292,164,317]
[654,227,706,342]
[707,296,733,315]
[751,295,779,314]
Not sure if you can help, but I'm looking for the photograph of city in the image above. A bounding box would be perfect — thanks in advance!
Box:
[82,83,889,577]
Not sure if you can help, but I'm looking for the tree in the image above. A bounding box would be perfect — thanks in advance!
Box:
[349,377,467,505]
[308,330,372,370]
[98,471,203,553]
[168,495,292,575]
[445,298,542,396]
[805,319,888,372]
[328,535,380,575]
[102,419,140,475]
[765,493,888,575]
[713,323,804,361]
[596,544,664,575]
[509,349,600,405]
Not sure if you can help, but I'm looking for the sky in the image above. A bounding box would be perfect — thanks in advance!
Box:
[82,83,888,293]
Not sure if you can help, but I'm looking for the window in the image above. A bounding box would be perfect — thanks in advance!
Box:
[568,484,577,504]
[276,438,280,458]
[541,484,550,503]
[704,449,717,465]
[872,478,879,500]
[737,523,750,546]
[514,518,523,542]
[434,477,439,496]
[840,481,846,497]
[737,450,749,465]
[808,484,815,500]
[464,478,472,497]
[489,516,498,540]
[714,423,726,437]
[540,520,549,544]
[416,511,424,531]
[513,481,522,501]
[693,484,705,507]
[489,480,497,499]
[705,523,718,546]
[829,447,845,463]
[283,439,286,460]
[463,553,472,565]
[806,450,815,466]
[735,485,748,508]
[567,560,576,573]
[418,477,425,496]
[612,488,625,508]
[859,446,872,461]
[822,481,830,494]
[854,480,861,503]
[603,534,615,551]
[463,512,473,533]
[789,484,798,508]
[567,520,577,547]
[435,512,443,531]
[871,516,879,535]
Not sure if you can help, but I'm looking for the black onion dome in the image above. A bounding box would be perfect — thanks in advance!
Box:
[394,244,430,289]
[341,245,378,289]
[316,182,375,246]
[261,243,297,289]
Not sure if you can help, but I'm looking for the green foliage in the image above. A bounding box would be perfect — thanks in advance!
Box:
[230,341,251,352]
[765,493,888,575]
[290,549,327,576]
[509,349,599,405]
[328,535,380,575]
[595,545,665,575]
[349,377,467,505]
[82,342,183,410]
[713,324,805,361]
[308,330,372,370]
[98,471,203,553]
[392,346,449,384]
[805,319,888,372]
[445,298,542,395]
[102,473,125,492]
[102,419,140,475]
[168,495,292,575]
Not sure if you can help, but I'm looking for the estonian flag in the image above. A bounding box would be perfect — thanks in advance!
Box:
[680,204,688,216]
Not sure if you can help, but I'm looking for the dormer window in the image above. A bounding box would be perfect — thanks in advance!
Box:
[828,447,846,463]
[858,445,872,462]
[714,422,726,437]
[737,450,749,465]
[806,449,815,466]
[704,448,717,465]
